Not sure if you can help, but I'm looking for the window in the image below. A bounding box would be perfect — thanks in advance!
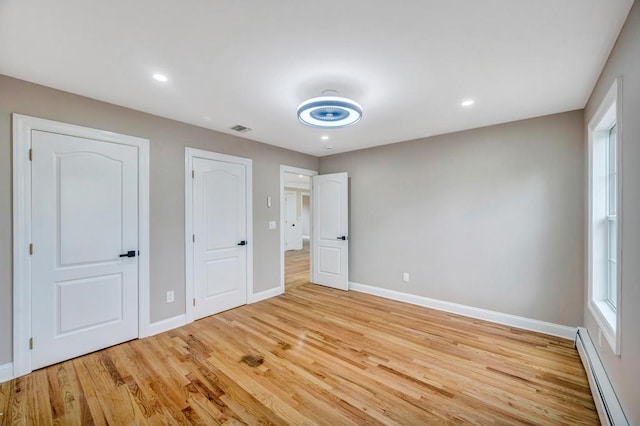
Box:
[606,124,617,310]
[588,78,621,354]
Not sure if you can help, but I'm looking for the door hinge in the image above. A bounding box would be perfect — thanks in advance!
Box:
[29,149,32,161]
[193,298,196,307]
[193,234,195,243]
[192,170,195,179]
[29,337,33,350]
[29,244,33,255]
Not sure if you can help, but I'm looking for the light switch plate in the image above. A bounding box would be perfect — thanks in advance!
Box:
[166,290,175,303]
[269,220,277,230]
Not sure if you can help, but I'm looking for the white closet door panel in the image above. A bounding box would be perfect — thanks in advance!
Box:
[193,157,247,319]
[31,130,139,370]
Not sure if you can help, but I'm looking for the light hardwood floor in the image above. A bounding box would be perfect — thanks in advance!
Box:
[0,254,598,424]
[285,240,310,291]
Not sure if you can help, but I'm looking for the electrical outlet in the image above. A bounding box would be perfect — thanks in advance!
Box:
[166,291,175,303]
[402,272,410,282]
[269,220,277,230]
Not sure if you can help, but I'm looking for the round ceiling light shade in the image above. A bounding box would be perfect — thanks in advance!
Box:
[297,95,362,128]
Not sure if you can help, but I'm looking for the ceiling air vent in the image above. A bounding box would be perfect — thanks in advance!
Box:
[230,124,252,133]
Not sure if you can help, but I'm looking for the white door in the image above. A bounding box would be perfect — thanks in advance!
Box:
[192,157,248,320]
[284,191,302,250]
[31,130,139,370]
[312,172,349,290]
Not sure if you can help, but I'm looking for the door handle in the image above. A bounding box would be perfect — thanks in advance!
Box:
[237,241,247,246]
[337,236,347,240]
[119,250,136,258]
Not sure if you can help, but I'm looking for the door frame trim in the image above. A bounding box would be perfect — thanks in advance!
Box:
[12,114,150,379]
[184,148,253,324]
[279,165,318,294]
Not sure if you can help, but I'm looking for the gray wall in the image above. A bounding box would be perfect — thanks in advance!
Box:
[0,75,319,365]
[583,1,640,422]
[320,110,585,326]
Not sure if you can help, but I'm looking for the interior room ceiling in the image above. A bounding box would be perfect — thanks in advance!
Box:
[284,173,310,188]
[0,1,633,157]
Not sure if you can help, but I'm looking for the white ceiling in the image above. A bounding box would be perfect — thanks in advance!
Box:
[284,173,310,188]
[0,1,633,156]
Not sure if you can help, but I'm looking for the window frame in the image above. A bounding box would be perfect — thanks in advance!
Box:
[587,78,622,355]
[606,124,617,310]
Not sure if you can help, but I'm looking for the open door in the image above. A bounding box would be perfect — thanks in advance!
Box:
[312,172,349,290]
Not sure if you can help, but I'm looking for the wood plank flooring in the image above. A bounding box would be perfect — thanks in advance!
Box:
[0,254,598,424]
[285,240,310,291]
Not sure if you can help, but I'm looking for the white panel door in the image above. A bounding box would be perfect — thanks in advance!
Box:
[284,191,302,250]
[31,130,139,370]
[192,157,247,319]
[312,172,349,290]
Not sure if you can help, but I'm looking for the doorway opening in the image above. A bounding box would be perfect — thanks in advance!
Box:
[280,166,317,292]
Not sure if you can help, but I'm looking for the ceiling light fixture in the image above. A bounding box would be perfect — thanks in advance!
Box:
[153,73,168,82]
[297,90,362,129]
[321,135,329,140]
[461,99,475,107]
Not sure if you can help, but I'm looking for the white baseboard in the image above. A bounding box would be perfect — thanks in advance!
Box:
[145,287,285,338]
[349,282,577,340]
[144,314,186,338]
[249,286,284,304]
[0,362,13,384]
[576,328,629,425]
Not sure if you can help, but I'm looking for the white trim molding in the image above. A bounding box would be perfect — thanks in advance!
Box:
[587,77,623,355]
[12,114,151,378]
[0,363,13,384]
[184,148,254,324]
[576,328,629,425]
[145,314,187,338]
[279,165,318,296]
[349,282,577,340]
[249,286,284,304]
[283,182,310,190]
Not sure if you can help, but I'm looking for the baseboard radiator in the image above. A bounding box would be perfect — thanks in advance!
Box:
[575,327,628,426]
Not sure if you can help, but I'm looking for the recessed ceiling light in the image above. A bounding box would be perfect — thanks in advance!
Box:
[461,99,475,107]
[298,175,304,178]
[321,135,329,140]
[153,73,168,82]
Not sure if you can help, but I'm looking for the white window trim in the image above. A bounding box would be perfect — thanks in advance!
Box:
[605,124,617,309]
[587,77,623,355]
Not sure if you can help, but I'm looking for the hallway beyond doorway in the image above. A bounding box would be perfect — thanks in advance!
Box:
[285,240,309,290]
